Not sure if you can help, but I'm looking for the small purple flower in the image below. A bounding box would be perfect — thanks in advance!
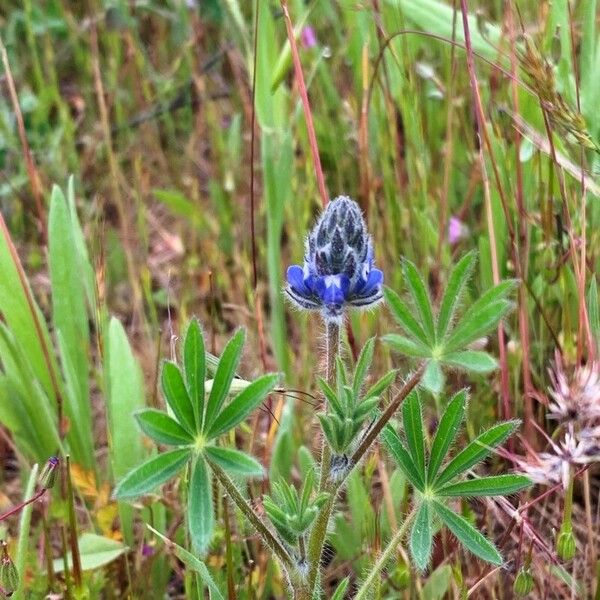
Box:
[285,196,383,322]
[301,26,317,49]
[448,216,468,245]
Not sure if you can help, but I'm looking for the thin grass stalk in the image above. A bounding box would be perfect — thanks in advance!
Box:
[65,456,82,589]
[354,508,416,600]
[14,464,39,600]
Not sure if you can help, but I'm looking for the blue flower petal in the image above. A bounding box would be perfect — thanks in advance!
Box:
[287,265,309,294]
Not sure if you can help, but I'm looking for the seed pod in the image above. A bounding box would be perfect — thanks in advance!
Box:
[0,542,19,597]
[556,523,576,560]
[513,567,534,596]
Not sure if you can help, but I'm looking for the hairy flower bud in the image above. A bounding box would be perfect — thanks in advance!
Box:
[0,541,19,597]
[513,567,534,596]
[556,522,576,560]
[285,196,383,322]
[39,456,59,490]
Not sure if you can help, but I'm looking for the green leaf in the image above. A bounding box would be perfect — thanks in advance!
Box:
[161,362,196,434]
[437,252,476,340]
[435,420,520,487]
[382,424,424,490]
[421,564,452,600]
[353,337,375,397]
[183,318,206,430]
[428,390,467,481]
[411,501,433,571]
[403,258,436,344]
[442,351,498,373]
[52,534,128,573]
[384,287,431,347]
[135,409,195,446]
[422,360,445,395]
[318,377,344,416]
[207,373,278,439]
[203,328,245,431]
[382,334,431,358]
[433,501,502,565]
[331,577,350,600]
[402,390,425,477]
[437,474,531,497]
[204,446,264,478]
[188,457,214,554]
[114,448,191,498]
[364,370,396,400]
[444,299,513,353]
[147,525,224,600]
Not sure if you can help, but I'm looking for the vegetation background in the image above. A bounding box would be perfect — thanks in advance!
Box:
[0,0,599,598]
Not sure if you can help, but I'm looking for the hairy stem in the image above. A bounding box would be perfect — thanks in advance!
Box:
[211,462,294,571]
[353,508,416,600]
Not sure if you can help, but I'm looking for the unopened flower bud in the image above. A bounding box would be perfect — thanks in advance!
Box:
[513,566,534,596]
[0,541,19,596]
[39,456,59,490]
[556,522,576,560]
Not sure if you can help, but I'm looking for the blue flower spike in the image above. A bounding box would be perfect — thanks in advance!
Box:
[285,196,384,322]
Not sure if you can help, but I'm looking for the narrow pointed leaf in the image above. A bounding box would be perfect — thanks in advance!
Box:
[410,501,433,571]
[331,578,350,600]
[434,502,503,565]
[203,328,245,431]
[437,474,531,497]
[184,318,206,429]
[437,252,476,339]
[435,420,520,487]
[403,258,436,344]
[384,287,431,347]
[402,390,425,477]
[147,525,224,600]
[317,377,344,416]
[445,299,513,353]
[188,457,214,554]
[382,424,424,490]
[364,370,396,401]
[135,409,194,446]
[204,446,264,478]
[428,390,467,481]
[382,334,431,358]
[353,338,375,396]
[207,374,278,439]
[443,351,498,373]
[161,362,196,434]
[114,449,191,499]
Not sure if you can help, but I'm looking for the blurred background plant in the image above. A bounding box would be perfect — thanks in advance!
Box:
[0,0,599,598]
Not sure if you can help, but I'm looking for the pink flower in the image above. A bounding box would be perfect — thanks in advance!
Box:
[302,26,317,49]
[448,216,467,245]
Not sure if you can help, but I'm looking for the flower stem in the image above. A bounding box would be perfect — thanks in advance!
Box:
[210,461,294,571]
[353,508,416,600]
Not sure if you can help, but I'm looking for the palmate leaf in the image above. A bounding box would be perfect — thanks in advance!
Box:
[433,501,503,565]
[161,361,196,434]
[381,334,431,358]
[434,420,520,488]
[410,501,433,571]
[135,409,195,446]
[402,258,436,345]
[189,456,214,554]
[114,448,191,499]
[203,328,245,431]
[437,251,476,339]
[183,319,206,429]
[428,390,467,481]
[437,474,531,497]
[204,446,264,478]
[207,373,278,439]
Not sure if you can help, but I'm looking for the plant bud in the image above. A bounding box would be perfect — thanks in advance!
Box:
[39,456,59,490]
[556,522,576,560]
[0,542,19,597]
[513,567,534,596]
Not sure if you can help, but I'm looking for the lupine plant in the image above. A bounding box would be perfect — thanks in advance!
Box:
[110,196,531,599]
